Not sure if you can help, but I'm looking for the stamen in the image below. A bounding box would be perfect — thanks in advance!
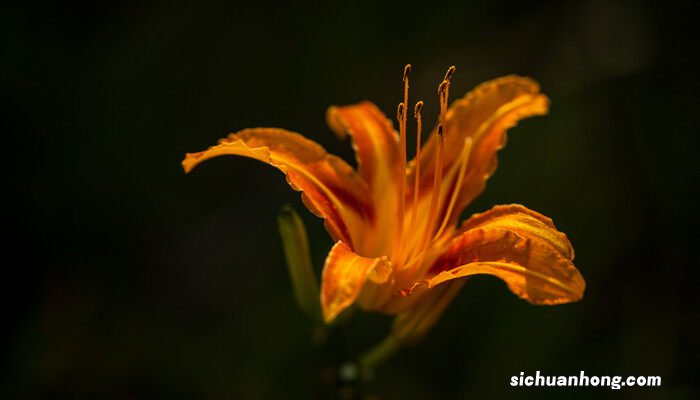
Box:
[413,67,455,258]
[438,66,455,125]
[432,137,473,239]
[393,64,410,264]
[404,66,458,269]
[407,101,424,236]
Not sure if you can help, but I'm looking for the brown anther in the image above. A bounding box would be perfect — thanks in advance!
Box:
[438,80,448,95]
[397,102,405,120]
[443,66,456,81]
[414,101,424,117]
[437,124,444,137]
[403,64,412,82]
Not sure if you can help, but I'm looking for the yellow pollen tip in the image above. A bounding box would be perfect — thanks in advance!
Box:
[403,64,411,81]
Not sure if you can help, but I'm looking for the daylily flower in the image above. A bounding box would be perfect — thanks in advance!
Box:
[182,66,585,334]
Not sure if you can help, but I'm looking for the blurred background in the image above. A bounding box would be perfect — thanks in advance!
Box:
[2,0,697,399]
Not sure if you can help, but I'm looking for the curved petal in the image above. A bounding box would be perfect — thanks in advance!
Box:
[320,241,394,323]
[459,204,574,259]
[412,204,584,305]
[327,102,401,256]
[182,128,373,246]
[407,76,549,228]
[326,101,400,189]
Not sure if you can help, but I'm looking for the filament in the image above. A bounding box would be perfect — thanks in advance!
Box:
[433,137,473,240]
[392,64,410,264]
[410,66,455,261]
[417,124,444,254]
[407,101,424,238]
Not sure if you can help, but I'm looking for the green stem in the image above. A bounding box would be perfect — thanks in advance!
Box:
[358,335,401,374]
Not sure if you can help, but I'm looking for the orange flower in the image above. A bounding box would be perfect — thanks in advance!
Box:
[182,66,585,330]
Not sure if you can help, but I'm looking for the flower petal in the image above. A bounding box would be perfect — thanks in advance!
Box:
[415,204,584,305]
[326,101,400,189]
[320,241,394,323]
[407,76,549,227]
[182,128,373,246]
[327,102,401,256]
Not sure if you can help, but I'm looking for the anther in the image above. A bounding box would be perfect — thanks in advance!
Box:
[443,66,456,81]
[438,80,448,95]
[397,102,405,121]
[437,124,444,137]
[403,64,412,81]
[414,101,424,116]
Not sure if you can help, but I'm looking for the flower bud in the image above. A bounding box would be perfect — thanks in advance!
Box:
[278,205,321,321]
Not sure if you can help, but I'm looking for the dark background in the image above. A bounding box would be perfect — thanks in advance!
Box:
[3,0,697,399]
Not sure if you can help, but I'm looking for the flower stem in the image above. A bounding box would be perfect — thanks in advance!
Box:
[358,335,401,375]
